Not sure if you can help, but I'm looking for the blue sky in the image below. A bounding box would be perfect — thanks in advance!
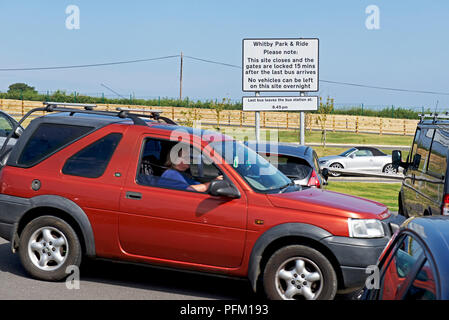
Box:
[0,1,448,110]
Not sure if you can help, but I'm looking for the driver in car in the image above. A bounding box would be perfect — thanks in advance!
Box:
[158,147,223,192]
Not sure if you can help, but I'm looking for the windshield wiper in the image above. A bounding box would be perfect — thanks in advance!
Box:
[278,181,295,193]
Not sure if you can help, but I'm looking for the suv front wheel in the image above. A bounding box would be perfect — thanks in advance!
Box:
[263,245,337,300]
[18,215,82,281]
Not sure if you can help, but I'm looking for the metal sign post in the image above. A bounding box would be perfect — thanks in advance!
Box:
[255,91,261,142]
[300,92,305,145]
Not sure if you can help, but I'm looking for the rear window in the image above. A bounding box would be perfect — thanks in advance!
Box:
[18,123,94,166]
[261,154,312,180]
[63,133,122,178]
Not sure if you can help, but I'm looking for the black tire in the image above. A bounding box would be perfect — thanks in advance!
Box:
[18,215,82,281]
[263,245,337,300]
[329,163,343,177]
[382,163,397,174]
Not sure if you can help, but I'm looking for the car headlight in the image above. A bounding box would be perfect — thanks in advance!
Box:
[348,218,385,238]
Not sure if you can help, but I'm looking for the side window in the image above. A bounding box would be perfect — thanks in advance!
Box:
[62,133,122,178]
[0,114,13,137]
[136,138,222,193]
[355,149,373,157]
[415,128,435,172]
[18,124,94,166]
[427,130,449,179]
[380,235,424,300]
[404,259,436,300]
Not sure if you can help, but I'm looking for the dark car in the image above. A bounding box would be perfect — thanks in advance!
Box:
[361,216,449,300]
[245,141,327,188]
[393,113,449,217]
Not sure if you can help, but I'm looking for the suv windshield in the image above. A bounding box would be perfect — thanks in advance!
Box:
[209,140,293,193]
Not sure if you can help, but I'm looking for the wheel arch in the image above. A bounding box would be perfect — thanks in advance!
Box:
[247,223,343,293]
[13,195,96,257]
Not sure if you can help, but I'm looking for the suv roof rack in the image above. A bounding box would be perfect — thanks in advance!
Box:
[0,102,177,158]
[419,112,449,123]
[43,101,97,110]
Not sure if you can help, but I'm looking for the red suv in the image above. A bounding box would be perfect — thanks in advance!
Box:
[0,103,398,300]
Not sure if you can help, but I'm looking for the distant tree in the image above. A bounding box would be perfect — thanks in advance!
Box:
[316,96,334,147]
[8,83,37,93]
[211,98,229,131]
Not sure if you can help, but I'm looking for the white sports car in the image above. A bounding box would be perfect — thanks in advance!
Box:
[319,147,396,176]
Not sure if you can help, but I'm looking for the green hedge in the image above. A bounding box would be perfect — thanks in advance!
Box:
[0,90,428,119]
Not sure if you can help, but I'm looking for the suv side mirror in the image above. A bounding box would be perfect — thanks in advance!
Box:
[321,168,329,180]
[392,150,402,167]
[209,180,240,198]
[412,154,421,169]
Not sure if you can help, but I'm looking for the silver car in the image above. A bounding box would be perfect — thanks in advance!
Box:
[319,147,396,176]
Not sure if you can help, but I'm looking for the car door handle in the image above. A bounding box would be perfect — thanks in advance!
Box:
[126,191,142,200]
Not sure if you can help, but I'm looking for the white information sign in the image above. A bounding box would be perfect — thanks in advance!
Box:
[243,38,319,92]
[243,96,318,111]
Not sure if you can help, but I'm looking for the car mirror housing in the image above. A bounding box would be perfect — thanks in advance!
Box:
[208,180,240,198]
[412,154,421,169]
[392,150,402,167]
[321,168,329,180]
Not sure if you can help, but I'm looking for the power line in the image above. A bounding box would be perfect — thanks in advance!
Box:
[319,79,449,96]
[183,55,241,69]
[100,83,127,100]
[1,53,449,96]
[0,55,180,71]
[184,55,449,96]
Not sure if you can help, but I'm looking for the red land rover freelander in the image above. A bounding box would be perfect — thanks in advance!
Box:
[0,103,400,300]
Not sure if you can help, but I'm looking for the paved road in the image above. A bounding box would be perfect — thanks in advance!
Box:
[0,238,256,300]
[0,238,355,300]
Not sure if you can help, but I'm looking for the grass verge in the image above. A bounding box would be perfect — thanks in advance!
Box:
[324,182,401,212]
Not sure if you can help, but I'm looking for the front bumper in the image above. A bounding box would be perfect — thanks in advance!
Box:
[321,235,389,289]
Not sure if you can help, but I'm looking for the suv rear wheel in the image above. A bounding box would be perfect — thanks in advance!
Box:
[18,215,82,281]
[263,245,337,300]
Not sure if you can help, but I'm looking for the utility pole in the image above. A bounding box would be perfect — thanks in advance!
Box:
[255,92,260,143]
[300,92,305,145]
[179,51,183,100]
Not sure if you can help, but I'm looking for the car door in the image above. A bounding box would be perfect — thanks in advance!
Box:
[378,233,426,300]
[403,128,421,215]
[118,134,248,268]
[350,149,373,171]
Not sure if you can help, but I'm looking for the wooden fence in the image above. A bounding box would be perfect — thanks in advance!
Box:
[0,99,419,136]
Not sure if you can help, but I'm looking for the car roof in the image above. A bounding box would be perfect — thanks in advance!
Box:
[244,141,314,162]
[354,146,386,156]
[38,112,232,141]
